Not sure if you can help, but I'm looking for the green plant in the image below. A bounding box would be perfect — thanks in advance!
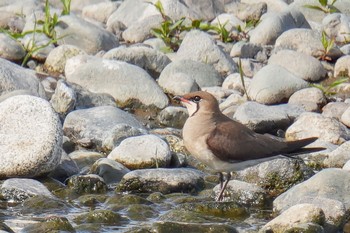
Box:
[61,0,71,15]
[311,77,348,96]
[37,0,59,38]
[318,31,335,61]
[304,0,339,13]
[238,58,251,100]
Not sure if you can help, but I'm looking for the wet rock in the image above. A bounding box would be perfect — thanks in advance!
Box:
[158,59,222,96]
[49,151,79,182]
[103,45,171,78]
[117,168,205,194]
[65,55,169,108]
[77,194,108,207]
[21,216,75,233]
[157,106,188,128]
[125,204,159,221]
[260,204,325,233]
[105,193,153,208]
[0,33,25,61]
[247,64,308,104]
[74,209,128,225]
[0,178,55,202]
[152,221,239,233]
[90,158,130,184]
[21,195,71,215]
[69,151,104,171]
[0,58,46,98]
[108,135,172,169]
[55,15,119,54]
[233,158,314,196]
[213,180,271,207]
[67,174,108,195]
[288,87,327,112]
[322,102,350,121]
[44,44,87,75]
[50,80,76,118]
[269,50,326,82]
[285,112,350,145]
[176,30,237,77]
[0,95,62,178]
[63,106,146,152]
[323,141,350,168]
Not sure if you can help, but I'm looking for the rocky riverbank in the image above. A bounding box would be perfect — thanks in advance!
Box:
[1,0,350,232]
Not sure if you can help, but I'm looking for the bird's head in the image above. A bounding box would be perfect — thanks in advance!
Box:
[174,91,220,117]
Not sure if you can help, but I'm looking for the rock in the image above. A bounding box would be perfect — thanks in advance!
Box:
[67,174,108,194]
[288,87,327,112]
[158,59,222,95]
[249,10,310,45]
[247,64,309,104]
[213,180,271,207]
[44,45,87,75]
[323,13,350,44]
[0,95,62,178]
[219,91,247,117]
[122,14,163,43]
[108,135,172,169]
[49,151,80,183]
[103,45,171,78]
[21,216,75,233]
[0,178,55,202]
[233,101,302,133]
[65,55,169,108]
[63,105,147,152]
[50,80,76,118]
[20,33,54,61]
[0,11,25,32]
[286,112,350,145]
[322,102,350,120]
[125,204,159,221]
[55,15,119,54]
[260,204,325,233]
[74,209,127,225]
[0,0,42,17]
[230,42,263,59]
[269,50,326,82]
[0,58,46,98]
[334,55,350,77]
[222,73,251,94]
[116,168,205,194]
[341,44,350,55]
[157,106,188,128]
[152,221,238,233]
[175,30,237,77]
[323,141,350,168]
[225,2,266,21]
[68,151,104,171]
[211,13,244,33]
[233,158,314,196]
[41,76,57,99]
[82,1,119,24]
[90,158,130,184]
[241,0,288,12]
[0,33,25,61]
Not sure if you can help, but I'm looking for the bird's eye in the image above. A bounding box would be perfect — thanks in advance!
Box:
[192,96,201,102]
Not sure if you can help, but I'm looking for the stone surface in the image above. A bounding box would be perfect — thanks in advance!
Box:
[322,102,350,121]
[49,151,80,183]
[82,1,119,24]
[323,141,350,168]
[50,80,76,117]
[108,135,172,169]
[65,55,169,108]
[69,151,105,171]
[117,168,205,194]
[247,64,309,104]
[67,174,107,194]
[157,106,188,128]
[0,32,25,61]
[90,158,130,184]
[288,87,327,112]
[286,112,350,145]
[334,55,350,77]
[0,95,62,178]
[323,13,350,44]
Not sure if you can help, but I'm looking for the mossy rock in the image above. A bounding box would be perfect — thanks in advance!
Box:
[67,175,108,195]
[21,195,71,215]
[125,204,159,221]
[21,216,75,233]
[152,221,238,233]
[74,209,128,225]
[77,194,108,207]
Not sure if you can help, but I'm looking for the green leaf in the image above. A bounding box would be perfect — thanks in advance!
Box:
[303,4,326,12]
[319,0,327,7]
[169,17,185,31]
[329,77,348,88]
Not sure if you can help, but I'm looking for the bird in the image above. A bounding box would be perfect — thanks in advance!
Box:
[174,91,321,201]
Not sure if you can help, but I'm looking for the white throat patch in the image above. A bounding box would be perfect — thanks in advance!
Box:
[183,101,199,117]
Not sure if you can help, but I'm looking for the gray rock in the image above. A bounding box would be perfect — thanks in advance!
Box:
[157,106,188,128]
[117,168,205,194]
[220,92,247,118]
[322,102,350,120]
[230,42,263,59]
[341,44,350,55]
[67,174,107,194]
[269,50,326,82]
[143,38,168,51]
[233,158,314,196]
[241,0,288,12]
[222,73,251,94]
[108,135,172,169]
[0,0,42,17]
[106,18,126,41]
[176,30,237,77]
[236,58,266,78]
[249,10,310,45]
[0,11,25,32]
[323,13,350,44]
[286,112,350,145]
[44,44,87,75]
[260,204,325,233]
[158,59,222,95]
[49,151,80,182]
[288,87,327,112]
[233,101,296,133]
[343,160,350,171]
[211,13,244,33]
[213,180,270,207]
[50,80,76,117]
[55,15,119,54]
[334,55,350,77]
[20,33,54,61]
[90,158,130,184]
[225,2,266,21]
[41,76,57,100]
[0,57,46,98]
[63,106,146,152]
[122,14,163,43]
[247,64,309,104]
[323,141,350,168]
[0,95,62,178]
[82,1,119,24]
[103,45,171,77]
[65,55,169,108]
[0,33,25,61]
[1,178,55,202]
[68,151,104,171]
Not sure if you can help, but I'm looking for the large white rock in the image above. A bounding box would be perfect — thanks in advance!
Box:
[0,95,62,178]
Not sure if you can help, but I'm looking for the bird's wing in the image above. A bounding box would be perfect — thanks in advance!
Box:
[206,119,289,162]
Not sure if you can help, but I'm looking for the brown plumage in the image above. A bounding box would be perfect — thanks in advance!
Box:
[174,91,321,201]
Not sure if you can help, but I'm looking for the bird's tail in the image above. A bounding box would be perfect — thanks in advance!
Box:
[284,137,325,156]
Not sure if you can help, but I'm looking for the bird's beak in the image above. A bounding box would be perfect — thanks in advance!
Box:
[173,96,191,104]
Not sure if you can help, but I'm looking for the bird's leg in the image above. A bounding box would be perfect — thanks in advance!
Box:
[218,172,224,189]
[216,172,231,202]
